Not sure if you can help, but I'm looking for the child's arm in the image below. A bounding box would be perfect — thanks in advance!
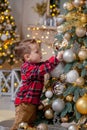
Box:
[27,52,63,78]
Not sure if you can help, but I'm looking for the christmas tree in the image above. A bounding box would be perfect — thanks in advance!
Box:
[0,0,20,66]
[36,0,87,129]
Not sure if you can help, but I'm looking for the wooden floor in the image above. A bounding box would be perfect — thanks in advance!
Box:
[0,96,15,128]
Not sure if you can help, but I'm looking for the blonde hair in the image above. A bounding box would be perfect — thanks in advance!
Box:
[14,39,38,61]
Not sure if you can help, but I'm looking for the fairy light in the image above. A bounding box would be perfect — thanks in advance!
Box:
[26,25,57,58]
[27,34,30,37]
[48,46,51,49]
[27,27,30,30]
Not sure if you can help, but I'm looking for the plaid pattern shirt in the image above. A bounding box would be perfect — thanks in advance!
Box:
[15,56,59,105]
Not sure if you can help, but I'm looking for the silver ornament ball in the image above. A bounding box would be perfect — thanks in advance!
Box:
[37,123,48,130]
[52,98,65,113]
[68,124,79,130]
[66,70,79,83]
[63,49,75,62]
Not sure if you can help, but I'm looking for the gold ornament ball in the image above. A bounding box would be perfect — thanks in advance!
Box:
[44,108,54,119]
[37,123,48,130]
[76,27,86,37]
[19,122,28,130]
[78,50,87,60]
[66,94,73,102]
[81,15,87,23]
[1,87,8,92]
[75,77,85,86]
[76,95,87,114]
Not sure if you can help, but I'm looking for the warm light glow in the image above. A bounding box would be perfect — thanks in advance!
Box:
[10,54,14,58]
[0,47,2,50]
[47,32,50,35]
[27,27,30,30]
[27,34,30,37]
[6,16,9,19]
[4,45,8,49]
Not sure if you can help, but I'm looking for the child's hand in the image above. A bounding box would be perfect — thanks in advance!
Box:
[56,51,64,61]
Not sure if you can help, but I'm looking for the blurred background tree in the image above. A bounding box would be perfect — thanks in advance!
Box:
[0,0,20,66]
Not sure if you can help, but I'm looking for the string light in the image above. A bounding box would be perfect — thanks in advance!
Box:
[26,25,57,56]
[26,25,57,59]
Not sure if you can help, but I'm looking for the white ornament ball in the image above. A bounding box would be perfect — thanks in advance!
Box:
[57,25,65,34]
[66,70,79,83]
[1,34,7,41]
[63,49,75,62]
[52,98,65,113]
[50,63,64,78]
[73,0,81,7]
[57,15,65,25]
[63,2,69,9]
[45,90,53,98]
[68,124,79,130]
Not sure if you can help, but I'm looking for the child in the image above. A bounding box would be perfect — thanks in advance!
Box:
[10,39,63,130]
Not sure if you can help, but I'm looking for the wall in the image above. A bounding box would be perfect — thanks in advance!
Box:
[8,0,67,61]
[9,0,67,38]
[9,0,44,38]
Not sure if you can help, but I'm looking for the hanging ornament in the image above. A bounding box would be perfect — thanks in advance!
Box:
[73,0,83,7]
[66,94,73,102]
[75,27,86,37]
[78,49,87,60]
[53,82,65,96]
[65,2,74,11]
[75,77,85,87]
[1,34,7,41]
[60,74,66,82]
[52,98,65,113]
[37,123,48,130]
[64,32,71,41]
[80,14,87,23]
[44,108,54,119]
[76,95,87,114]
[1,87,8,92]
[56,15,66,25]
[18,122,28,130]
[63,2,69,9]
[66,70,79,83]
[63,49,75,63]
[57,25,65,34]
[50,63,64,78]
[45,90,53,98]
[68,124,79,130]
